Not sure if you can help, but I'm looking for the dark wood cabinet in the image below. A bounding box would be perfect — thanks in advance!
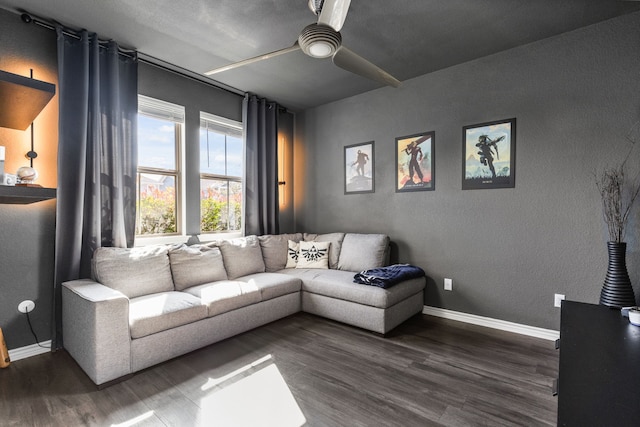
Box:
[558,300,640,426]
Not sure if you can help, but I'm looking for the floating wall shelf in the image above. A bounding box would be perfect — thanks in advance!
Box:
[0,69,55,130]
[0,186,56,204]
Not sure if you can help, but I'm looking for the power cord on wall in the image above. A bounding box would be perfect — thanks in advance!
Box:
[25,311,50,349]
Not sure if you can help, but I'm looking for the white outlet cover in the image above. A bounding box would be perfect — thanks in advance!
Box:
[18,300,35,313]
[444,278,453,291]
[554,294,565,308]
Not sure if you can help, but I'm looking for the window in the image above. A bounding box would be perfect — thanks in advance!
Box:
[136,95,184,236]
[200,112,243,233]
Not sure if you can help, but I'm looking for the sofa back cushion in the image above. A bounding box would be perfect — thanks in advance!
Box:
[258,233,303,272]
[217,235,266,279]
[305,232,345,269]
[168,244,228,291]
[337,234,390,272]
[92,245,174,298]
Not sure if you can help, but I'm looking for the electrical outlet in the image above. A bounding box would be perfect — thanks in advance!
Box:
[444,278,453,291]
[554,294,565,308]
[18,300,35,313]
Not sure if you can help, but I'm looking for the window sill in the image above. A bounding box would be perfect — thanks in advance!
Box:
[134,231,243,247]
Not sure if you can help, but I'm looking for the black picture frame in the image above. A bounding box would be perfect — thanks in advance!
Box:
[344,141,375,194]
[462,118,516,190]
[395,131,435,192]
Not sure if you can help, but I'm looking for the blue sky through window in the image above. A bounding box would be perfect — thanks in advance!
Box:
[138,114,176,170]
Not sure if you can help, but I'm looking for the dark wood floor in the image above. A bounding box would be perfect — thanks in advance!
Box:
[0,313,559,426]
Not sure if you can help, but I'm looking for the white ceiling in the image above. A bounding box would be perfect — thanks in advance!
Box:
[1,0,639,111]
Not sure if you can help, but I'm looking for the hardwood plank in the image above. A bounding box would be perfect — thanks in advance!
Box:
[0,313,558,426]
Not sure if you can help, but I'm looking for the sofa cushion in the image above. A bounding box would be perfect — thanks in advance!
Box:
[258,233,303,272]
[305,233,345,269]
[183,281,262,316]
[296,241,330,269]
[129,291,207,339]
[285,240,299,268]
[237,272,302,301]
[92,246,174,299]
[337,234,390,272]
[168,244,228,291]
[279,269,425,309]
[217,236,266,279]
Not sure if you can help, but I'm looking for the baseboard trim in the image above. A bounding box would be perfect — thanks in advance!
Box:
[422,306,560,341]
[8,341,52,362]
[5,309,558,360]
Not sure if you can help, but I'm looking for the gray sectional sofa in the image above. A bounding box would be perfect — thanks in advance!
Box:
[62,232,426,386]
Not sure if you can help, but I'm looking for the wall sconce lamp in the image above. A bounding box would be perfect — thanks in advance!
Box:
[0,68,55,187]
[278,136,286,208]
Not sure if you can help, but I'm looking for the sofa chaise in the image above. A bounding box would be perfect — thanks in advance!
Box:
[62,232,426,386]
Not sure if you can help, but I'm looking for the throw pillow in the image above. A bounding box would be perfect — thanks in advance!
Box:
[168,244,228,291]
[217,235,266,279]
[309,232,345,269]
[285,240,300,268]
[296,240,330,269]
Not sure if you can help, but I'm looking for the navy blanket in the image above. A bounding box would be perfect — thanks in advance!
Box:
[353,264,425,289]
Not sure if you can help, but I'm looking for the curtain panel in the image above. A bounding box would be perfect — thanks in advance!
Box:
[52,27,138,349]
[243,94,280,236]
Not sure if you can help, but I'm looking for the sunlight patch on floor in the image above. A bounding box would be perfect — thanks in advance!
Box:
[201,354,273,391]
[110,410,155,427]
[199,356,306,427]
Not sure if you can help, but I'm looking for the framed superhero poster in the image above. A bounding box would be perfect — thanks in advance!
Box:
[395,131,435,192]
[344,141,375,194]
[462,118,516,190]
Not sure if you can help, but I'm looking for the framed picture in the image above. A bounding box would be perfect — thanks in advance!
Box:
[462,118,516,190]
[395,131,435,192]
[344,141,374,194]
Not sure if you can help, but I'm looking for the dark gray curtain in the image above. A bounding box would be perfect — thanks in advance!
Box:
[243,94,279,236]
[52,27,138,349]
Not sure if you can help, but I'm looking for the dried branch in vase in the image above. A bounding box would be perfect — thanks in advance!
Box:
[595,149,640,243]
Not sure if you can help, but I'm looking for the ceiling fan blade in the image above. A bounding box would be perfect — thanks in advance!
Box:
[204,43,301,75]
[332,46,401,87]
[318,0,351,32]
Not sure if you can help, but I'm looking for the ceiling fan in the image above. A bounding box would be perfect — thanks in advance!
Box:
[204,0,401,87]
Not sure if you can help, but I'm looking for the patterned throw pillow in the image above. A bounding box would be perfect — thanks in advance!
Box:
[285,240,299,268]
[296,241,330,269]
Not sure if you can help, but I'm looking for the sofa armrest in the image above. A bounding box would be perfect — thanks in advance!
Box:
[62,279,131,385]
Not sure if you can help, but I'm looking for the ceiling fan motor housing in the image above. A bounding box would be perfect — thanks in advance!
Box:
[298,23,342,58]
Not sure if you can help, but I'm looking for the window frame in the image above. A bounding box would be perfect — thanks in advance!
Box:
[135,95,185,239]
[199,111,244,235]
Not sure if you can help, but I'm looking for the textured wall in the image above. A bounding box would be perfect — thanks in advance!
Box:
[0,8,58,349]
[295,12,640,330]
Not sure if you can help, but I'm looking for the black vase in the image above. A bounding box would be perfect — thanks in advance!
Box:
[599,241,636,308]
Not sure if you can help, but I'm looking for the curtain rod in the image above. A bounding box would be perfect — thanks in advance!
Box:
[20,12,137,58]
[18,10,290,110]
[137,53,244,98]
[19,10,245,98]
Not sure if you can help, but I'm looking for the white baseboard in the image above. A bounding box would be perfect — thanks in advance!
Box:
[422,306,560,341]
[5,309,557,361]
[8,341,52,362]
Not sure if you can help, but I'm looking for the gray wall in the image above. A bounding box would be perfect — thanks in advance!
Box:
[295,12,640,331]
[0,8,58,349]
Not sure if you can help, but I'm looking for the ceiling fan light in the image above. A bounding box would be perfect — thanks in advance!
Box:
[298,23,342,59]
[308,41,333,58]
